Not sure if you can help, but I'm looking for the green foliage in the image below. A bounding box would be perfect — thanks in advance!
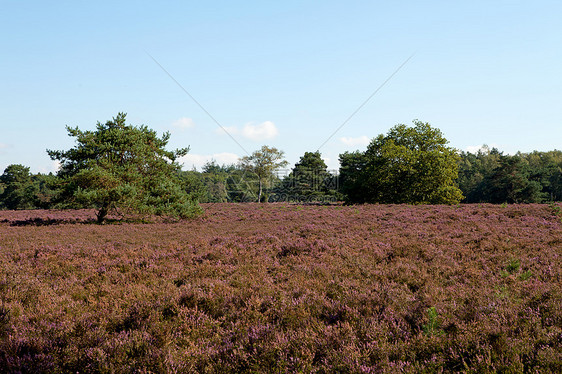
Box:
[275,151,340,201]
[338,151,368,203]
[340,121,463,204]
[239,145,288,202]
[549,202,562,220]
[0,166,59,210]
[226,166,260,202]
[457,145,503,203]
[489,155,544,203]
[290,151,331,195]
[422,306,443,336]
[505,259,521,274]
[0,164,38,210]
[198,161,229,202]
[458,148,562,203]
[32,173,59,208]
[525,150,562,201]
[176,162,259,203]
[519,270,533,281]
[179,170,207,202]
[47,113,202,223]
[500,259,533,281]
[200,161,253,203]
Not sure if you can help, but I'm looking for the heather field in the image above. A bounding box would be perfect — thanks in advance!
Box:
[0,204,561,373]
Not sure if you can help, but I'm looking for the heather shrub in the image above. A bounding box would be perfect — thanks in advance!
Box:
[0,203,561,372]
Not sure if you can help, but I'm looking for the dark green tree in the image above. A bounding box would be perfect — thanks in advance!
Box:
[47,113,202,223]
[523,150,562,201]
[457,146,503,203]
[341,121,463,204]
[32,172,59,209]
[339,151,369,203]
[458,148,557,203]
[487,155,544,203]
[292,151,330,194]
[278,151,335,200]
[0,164,38,210]
[178,170,208,203]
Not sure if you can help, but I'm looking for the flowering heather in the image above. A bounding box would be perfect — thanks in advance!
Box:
[0,203,561,373]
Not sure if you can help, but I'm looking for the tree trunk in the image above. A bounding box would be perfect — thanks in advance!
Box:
[96,203,109,224]
[258,179,262,203]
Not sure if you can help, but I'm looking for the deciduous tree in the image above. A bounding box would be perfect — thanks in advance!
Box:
[239,146,288,203]
[340,121,463,204]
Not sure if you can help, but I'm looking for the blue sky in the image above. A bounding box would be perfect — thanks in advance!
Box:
[1,0,561,173]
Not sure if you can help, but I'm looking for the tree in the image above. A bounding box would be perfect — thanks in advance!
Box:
[226,165,259,202]
[47,113,202,223]
[523,150,562,201]
[199,161,231,202]
[178,170,208,203]
[32,172,59,209]
[339,151,369,203]
[457,148,555,203]
[487,155,544,203]
[275,151,339,201]
[290,151,331,195]
[0,164,37,210]
[239,146,288,203]
[340,121,463,204]
[457,146,503,203]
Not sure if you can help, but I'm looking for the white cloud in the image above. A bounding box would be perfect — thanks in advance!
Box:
[340,136,370,147]
[242,121,278,141]
[178,152,240,171]
[0,143,10,153]
[172,117,195,129]
[215,121,279,141]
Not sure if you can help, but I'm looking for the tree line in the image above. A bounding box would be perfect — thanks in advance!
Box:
[1,114,561,221]
[458,146,562,203]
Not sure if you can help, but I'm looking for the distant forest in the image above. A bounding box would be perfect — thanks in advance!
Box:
[2,146,562,209]
[458,147,562,203]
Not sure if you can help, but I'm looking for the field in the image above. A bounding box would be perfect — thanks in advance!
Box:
[1,203,561,373]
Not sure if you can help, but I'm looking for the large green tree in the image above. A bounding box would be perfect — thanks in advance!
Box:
[339,151,369,203]
[487,155,544,203]
[341,121,463,204]
[276,151,339,201]
[0,164,37,210]
[290,151,331,196]
[519,150,562,202]
[47,113,202,223]
[239,146,288,203]
[32,172,59,209]
[457,146,503,203]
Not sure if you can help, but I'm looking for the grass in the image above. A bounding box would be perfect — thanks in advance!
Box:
[0,203,561,373]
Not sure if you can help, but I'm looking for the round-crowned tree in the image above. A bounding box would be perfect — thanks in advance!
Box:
[0,164,37,210]
[341,120,463,204]
[47,113,202,223]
